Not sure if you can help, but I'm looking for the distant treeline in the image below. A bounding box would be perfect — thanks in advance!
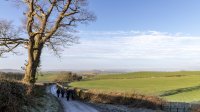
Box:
[38,71,83,82]
[0,72,24,80]
[54,71,82,82]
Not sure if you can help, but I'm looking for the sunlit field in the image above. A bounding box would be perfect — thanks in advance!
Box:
[70,71,200,102]
[37,72,59,83]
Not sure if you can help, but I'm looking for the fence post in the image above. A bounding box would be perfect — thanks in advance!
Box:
[177,107,178,112]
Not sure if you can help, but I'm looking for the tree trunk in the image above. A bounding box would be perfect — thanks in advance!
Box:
[23,37,43,84]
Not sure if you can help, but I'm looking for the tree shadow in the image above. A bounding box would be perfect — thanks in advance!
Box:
[160,85,200,97]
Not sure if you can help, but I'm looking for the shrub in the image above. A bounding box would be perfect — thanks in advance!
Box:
[74,89,165,110]
[0,72,24,81]
[0,79,28,112]
[0,79,47,112]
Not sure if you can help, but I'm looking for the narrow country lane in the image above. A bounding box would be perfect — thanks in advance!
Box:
[50,84,99,112]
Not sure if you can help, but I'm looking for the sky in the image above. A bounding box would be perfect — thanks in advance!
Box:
[1,0,200,71]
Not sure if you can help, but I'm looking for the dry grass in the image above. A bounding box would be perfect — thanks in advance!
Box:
[74,88,165,110]
[191,104,200,112]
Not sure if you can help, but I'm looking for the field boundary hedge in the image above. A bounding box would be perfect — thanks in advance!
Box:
[56,83,164,109]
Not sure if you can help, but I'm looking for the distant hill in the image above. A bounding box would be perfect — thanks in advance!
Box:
[74,69,129,75]
[42,69,129,75]
[0,69,23,73]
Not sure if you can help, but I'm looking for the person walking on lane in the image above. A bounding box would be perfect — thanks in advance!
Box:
[61,88,65,98]
[56,88,61,97]
[66,88,70,101]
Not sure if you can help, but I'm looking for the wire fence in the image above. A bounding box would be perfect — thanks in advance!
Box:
[161,102,199,112]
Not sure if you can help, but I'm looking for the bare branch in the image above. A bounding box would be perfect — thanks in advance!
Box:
[25,0,34,36]
[43,0,72,41]
[0,20,27,56]
[4,0,95,83]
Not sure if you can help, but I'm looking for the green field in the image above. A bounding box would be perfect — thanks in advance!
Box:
[70,71,200,102]
[36,72,59,82]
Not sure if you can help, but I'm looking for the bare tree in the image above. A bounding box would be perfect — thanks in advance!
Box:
[0,0,95,84]
[0,20,27,57]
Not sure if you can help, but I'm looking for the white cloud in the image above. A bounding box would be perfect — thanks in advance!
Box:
[64,31,200,59]
[2,30,200,71]
[57,30,200,70]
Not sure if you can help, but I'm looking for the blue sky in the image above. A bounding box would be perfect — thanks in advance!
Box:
[83,0,200,35]
[1,0,200,71]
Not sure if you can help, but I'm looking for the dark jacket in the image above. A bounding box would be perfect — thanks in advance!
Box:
[56,89,60,94]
